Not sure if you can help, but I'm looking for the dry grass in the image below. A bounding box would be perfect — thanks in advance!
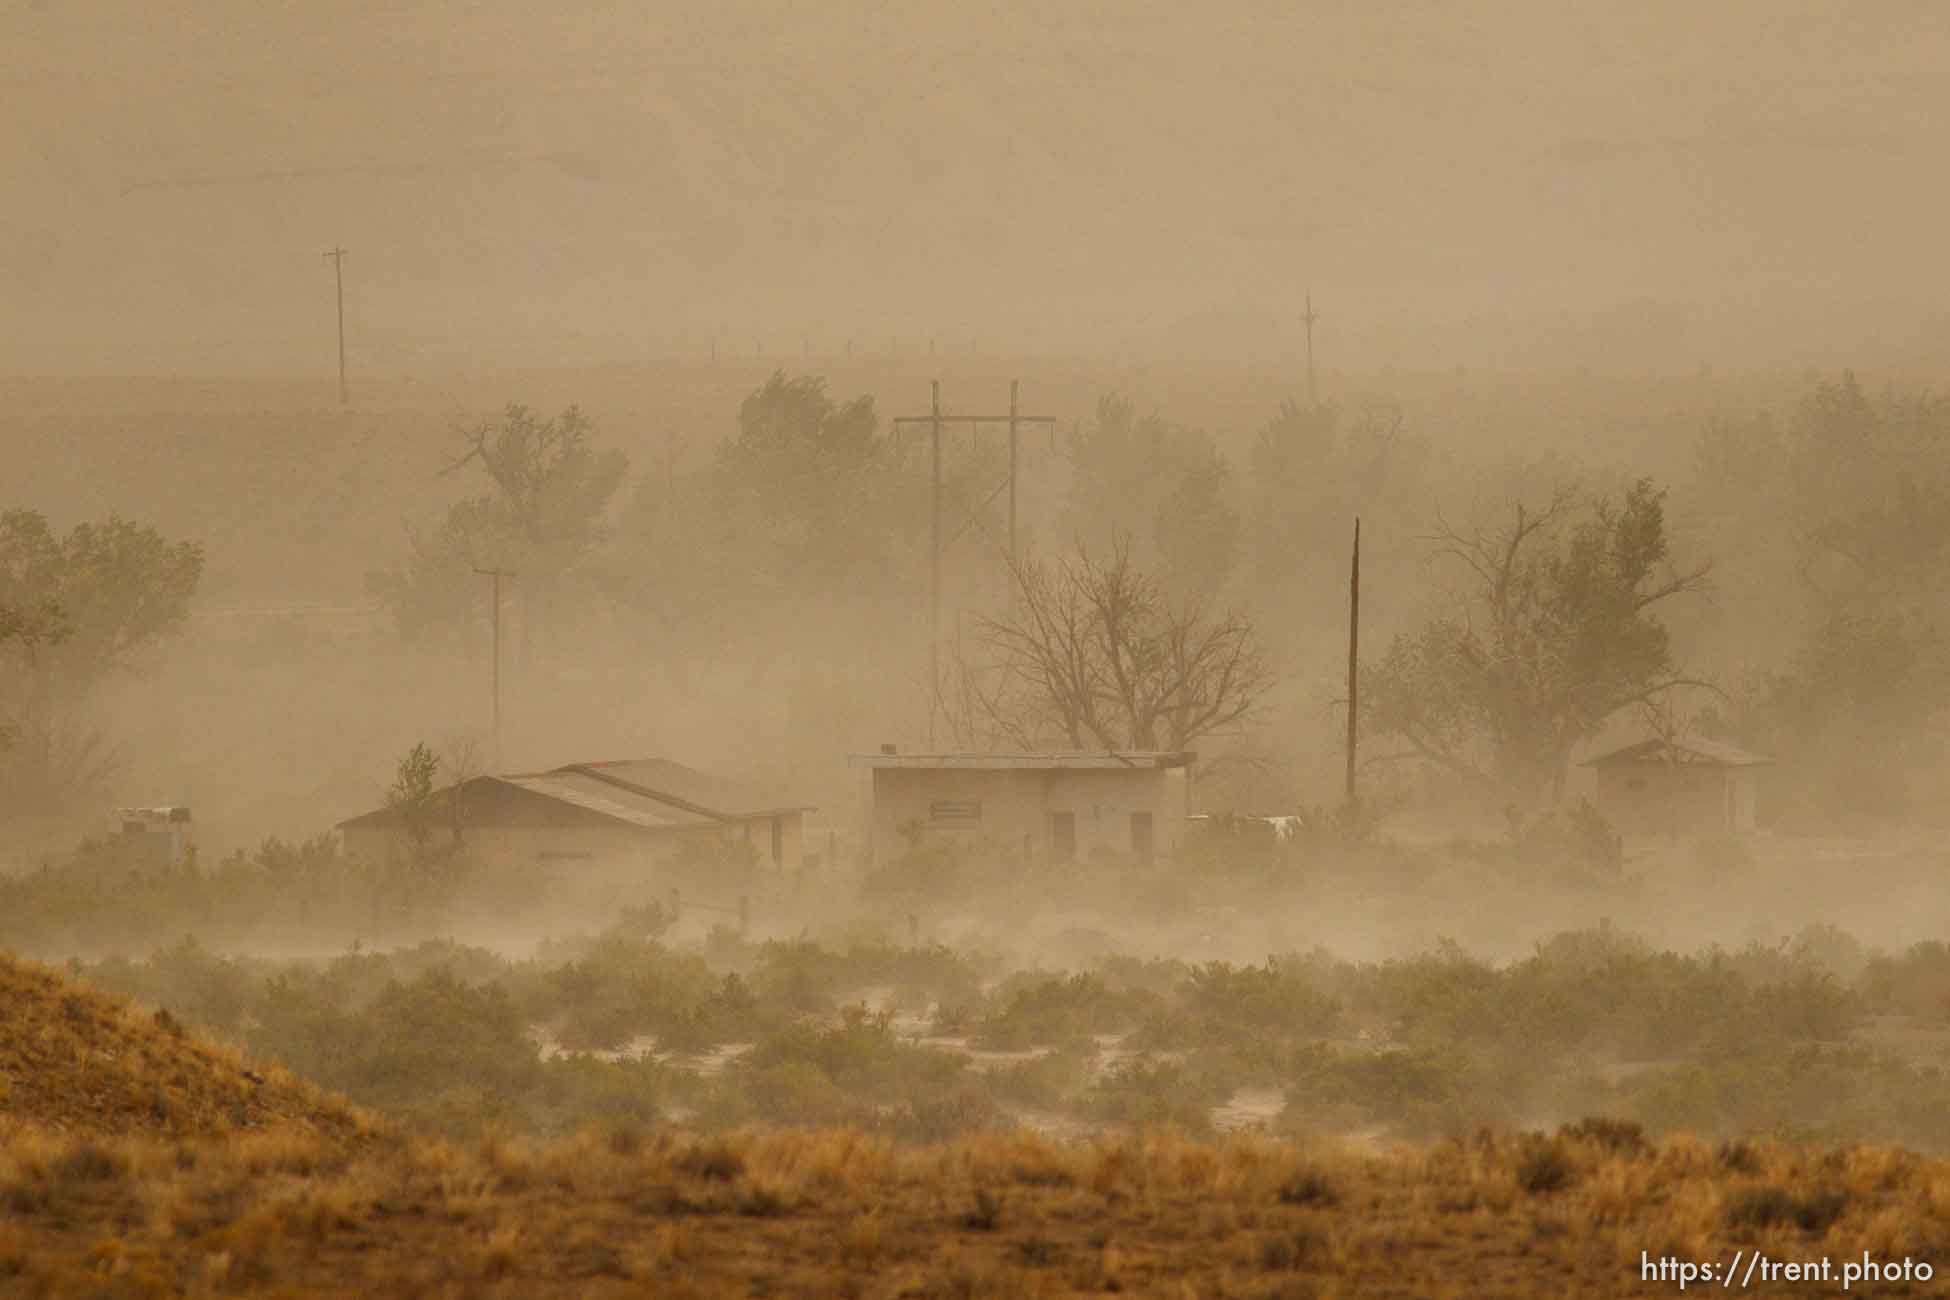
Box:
[5,949,1948,1295]
[0,952,379,1146]
[0,1122,1945,1296]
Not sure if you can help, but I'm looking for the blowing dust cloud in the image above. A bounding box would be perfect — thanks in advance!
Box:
[5,4,1950,1295]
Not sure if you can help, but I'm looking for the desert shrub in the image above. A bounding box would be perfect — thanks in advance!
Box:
[1143,959,1342,1048]
[973,973,1153,1050]
[251,968,541,1118]
[1557,1116,1648,1156]
[1859,940,1950,1021]
[892,1081,1009,1143]
[506,934,725,1051]
[1514,1138,1576,1194]
[1724,1185,1848,1233]
[1092,953,1191,998]
[1084,1058,1228,1136]
[1275,1168,1340,1207]
[987,1046,1093,1109]
[1611,1047,1950,1149]
[84,936,263,1034]
[533,1055,672,1134]
[1281,1044,1485,1136]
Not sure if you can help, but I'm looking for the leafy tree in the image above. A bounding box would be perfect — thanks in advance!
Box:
[955,538,1273,750]
[0,510,202,691]
[0,510,202,815]
[717,371,886,580]
[1686,374,1950,820]
[1363,479,1710,804]
[1069,394,1233,584]
[369,404,628,643]
[385,742,443,858]
[726,372,880,504]
[608,371,934,657]
[1153,446,1239,595]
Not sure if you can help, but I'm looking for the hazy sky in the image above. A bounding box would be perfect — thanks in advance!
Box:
[7,0,1949,371]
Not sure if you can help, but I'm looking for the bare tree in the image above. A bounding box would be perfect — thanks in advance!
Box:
[956,539,1273,751]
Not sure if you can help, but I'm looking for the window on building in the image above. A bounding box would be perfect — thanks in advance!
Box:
[930,800,982,824]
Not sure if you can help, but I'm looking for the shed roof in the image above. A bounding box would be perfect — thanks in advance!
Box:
[1580,737,1773,768]
[337,756,812,832]
[499,771,720,828]
[565,759,811,818]
[848,751,1194,771]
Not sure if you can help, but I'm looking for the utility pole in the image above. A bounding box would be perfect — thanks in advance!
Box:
[323,247,348,405]
[1008,379,1020,565]
[1345,517,1360,805]
[474,567,515,767]
[1302,288,1320,408]
[929,380,941,746]
[892,381,1056,748]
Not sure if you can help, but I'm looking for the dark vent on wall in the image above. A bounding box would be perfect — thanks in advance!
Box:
[929,800,981,823]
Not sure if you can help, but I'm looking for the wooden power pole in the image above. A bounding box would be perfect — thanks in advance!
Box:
[929,380,941,747]
[1008,379,1020,564]
[1302,289,1320,408]
[323,247,349,405]
[1345,517,1360,805]
[474,567,515,766]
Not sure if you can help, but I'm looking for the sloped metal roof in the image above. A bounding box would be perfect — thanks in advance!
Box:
[500,771,719,828]
[847,751,1195,770]
[565,759,813,818]
[336,758,812,831]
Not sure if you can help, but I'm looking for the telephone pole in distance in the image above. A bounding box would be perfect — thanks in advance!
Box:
[323,247,349,405]
[474,567,515,767]
[1302,288,1320,408]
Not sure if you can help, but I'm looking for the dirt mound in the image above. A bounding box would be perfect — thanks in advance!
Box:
[0,952,374,1142]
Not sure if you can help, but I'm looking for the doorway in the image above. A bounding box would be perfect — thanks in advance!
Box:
[1050,811,1076,861]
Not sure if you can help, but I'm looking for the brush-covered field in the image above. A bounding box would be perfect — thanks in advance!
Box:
[8,831,1950,1296]
[2,944,1944,1299]
[9,1111,1949,1298]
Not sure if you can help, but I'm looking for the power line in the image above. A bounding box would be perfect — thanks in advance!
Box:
[891,380,1058,746]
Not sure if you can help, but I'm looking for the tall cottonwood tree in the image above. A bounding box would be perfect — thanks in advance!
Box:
[0,509,203,814]
[370,404,628,645]
[1362,479,1711,804]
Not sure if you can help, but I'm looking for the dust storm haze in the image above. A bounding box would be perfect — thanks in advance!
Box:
[9,1,1950,372]
[11,7,1950,1292]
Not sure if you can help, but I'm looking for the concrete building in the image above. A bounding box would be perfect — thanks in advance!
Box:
[337,758,811,870]
[848,750,1194,866]
[114,806,194,867]
[1581,737,1772,836]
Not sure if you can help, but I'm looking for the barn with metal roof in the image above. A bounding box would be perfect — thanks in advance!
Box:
[337,758,812,870]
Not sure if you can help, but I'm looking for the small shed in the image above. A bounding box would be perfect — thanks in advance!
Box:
[848,750,1194,866]
[1581,737,1772,835]
[337,758,812,870]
